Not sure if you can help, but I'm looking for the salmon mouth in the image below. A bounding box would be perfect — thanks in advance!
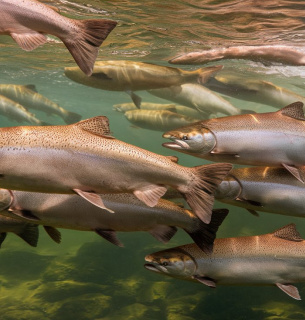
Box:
[162,138,190,150]
[144,263,161,273]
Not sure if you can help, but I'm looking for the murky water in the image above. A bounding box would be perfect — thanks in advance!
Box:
[0,0,305,319]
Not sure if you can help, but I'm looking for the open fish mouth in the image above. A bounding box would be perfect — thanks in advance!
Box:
[144,263,162,273]
[162,137,190,150]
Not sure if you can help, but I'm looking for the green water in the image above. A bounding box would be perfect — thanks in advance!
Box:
[1,0,305,319]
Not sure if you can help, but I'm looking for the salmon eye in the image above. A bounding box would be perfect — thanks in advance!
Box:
[162,261,169,266]
[182,135,188,140]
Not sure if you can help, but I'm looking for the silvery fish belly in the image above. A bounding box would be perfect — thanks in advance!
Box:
[215,166,305,217]
[0,116,232,224]
[163,102,305,182]
[145,224,305,300]
[0,190,228,253]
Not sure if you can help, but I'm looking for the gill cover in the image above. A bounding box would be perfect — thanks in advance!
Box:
[214,174,242,200]
[0,189,14,212]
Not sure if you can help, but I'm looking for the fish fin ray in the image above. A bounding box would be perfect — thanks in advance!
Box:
[197,65,223,85]
[126,91,142,109]
[95,229,123,247]
[17,224,39,247]
[282,163,304,183]
[133,185,167,207]
[276,283,301,300]
[182,163,232,223]
[185,208,229,254]
[8,208,40,221]
[0,233,7,248]
[11,32,47,51]
[149,225,177,243]
[279,102,305,120]
[63,19,117,76]
[44,226,61,244]
[73,189,114,213]
[75,116,115,138]
[273,223,303,242]
[192,275,216,288]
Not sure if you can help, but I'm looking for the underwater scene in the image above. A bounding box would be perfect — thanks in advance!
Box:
[1,0,305,319]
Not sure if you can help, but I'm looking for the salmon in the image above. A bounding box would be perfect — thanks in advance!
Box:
[163,102,305,183]
[145,224,305,300]
[0,190,228,253]
[0,116,232,224]
[0,0,117,75]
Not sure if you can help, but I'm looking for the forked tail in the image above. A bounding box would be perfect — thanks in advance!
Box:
[182,163,232,224]
[64,19,117,76]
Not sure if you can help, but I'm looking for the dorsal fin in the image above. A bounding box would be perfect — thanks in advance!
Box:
[23,84,38,92]
[279,102,305,120]
[46,5,60,13]
[273,223,303,242]
[166,155,178,163]
[75,116,115,139]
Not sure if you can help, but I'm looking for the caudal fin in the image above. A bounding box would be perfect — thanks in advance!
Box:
[64,19,117,76]
[198,65,223,85]
[63,111,82,124]
[184,208,229,254]
[182,163,232,224]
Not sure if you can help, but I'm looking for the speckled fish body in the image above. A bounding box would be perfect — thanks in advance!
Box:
[0,116,232,224]
[0,190,228,252]
[206,72,305,109]
[169,45,305,66]
[148,83,244,116]
[0,94,43,125]
[124,109,198,131]
[0,0,117,75]
[145,224,305,300]
[113,102,177,113]
[0,84,81,124]
[215,166,305,218]
[163,102,305,182]
[64,61,223,91]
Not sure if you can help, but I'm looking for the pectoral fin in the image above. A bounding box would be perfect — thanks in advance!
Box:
[276,283,301,300]
[192,275,216,288]
[95,229,123,247]
[246,209,260,217]
[73,189,115,213]
[133,185,167,207]
[8,208,40,221]
[127,91,142,109]
[282,163,304,183]
[149,225,177,243]
[0,233,7,248]
[11,32,47,51]
[17,224,39,247]
[44,226,61,244]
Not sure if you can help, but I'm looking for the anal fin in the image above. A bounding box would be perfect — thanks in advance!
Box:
[276,283,301,300]
[133,185,167,207]
[282,163,304,183]
[73,189,114,213]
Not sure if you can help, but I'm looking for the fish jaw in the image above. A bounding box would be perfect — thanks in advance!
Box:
[162,125,216,155]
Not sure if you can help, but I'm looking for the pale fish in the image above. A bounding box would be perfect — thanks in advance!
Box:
[205,71,305,109]
[64,61,223,108]
[0,190,228,253]
[215,166,305,218]
[0,116,232,224]
[0,0,117,75]
[0,84,81,124]
[0,94,44,125]
[124,109,199,131]
[163,102,305,183]
[148,83,251,117]
[169,45,305,66]
[145,224,305,300]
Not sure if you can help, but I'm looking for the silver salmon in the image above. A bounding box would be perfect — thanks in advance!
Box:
[0,95,44,125]
[169,46,305,66]
[64,61,223,108]
[124,109,198,131]
[145,224,305,300]
[163,102,305,183]
[0,116,232,224]
[0,0,117,75]
[0,190,228,253]
[215,166,305,218]
[0,84,81,124]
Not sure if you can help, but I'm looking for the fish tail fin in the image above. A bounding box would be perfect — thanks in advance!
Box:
[16,224,39,247]
[184,208,229,254]
[63,111,82,124]
[64,19,117,76]
[182,163,232,224]
[197,65,223,85]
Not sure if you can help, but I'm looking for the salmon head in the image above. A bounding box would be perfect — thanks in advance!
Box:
[144,248,197,279]
[162,123,216,155]
[0,189,14,212]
